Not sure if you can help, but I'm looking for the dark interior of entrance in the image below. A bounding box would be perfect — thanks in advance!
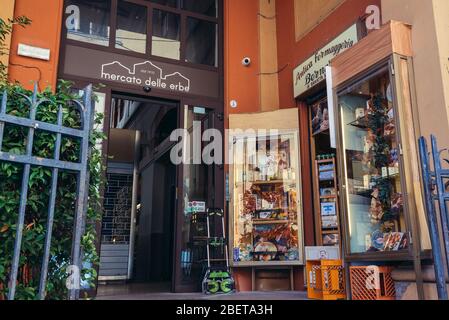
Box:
[135,151,175,283]
[97,94,178,295]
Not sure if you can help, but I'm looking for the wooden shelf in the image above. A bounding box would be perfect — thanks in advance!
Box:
[255,208,288,211]
[316,158,335,164]
[252,219,290,225]
[348,118,369,130]
[234,179,297,187]
[355,189,372,197]
[320,195,337,200]
[322,229,339,235]
[251,180,296,185]
[318,178,335,183]
[318,168,335,173]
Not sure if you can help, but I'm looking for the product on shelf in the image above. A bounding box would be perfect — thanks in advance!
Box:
[311,100,330,135]
[319,170,334,181]
[320,187,336,196]
[323,234,339,246]
[383,232,407,251]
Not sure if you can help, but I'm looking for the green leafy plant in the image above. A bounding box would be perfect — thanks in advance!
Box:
[0,16,32,84]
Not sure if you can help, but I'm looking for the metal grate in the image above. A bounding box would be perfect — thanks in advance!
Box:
[101,173,133,244]
[322,265,345,297]
[0,84,94,300]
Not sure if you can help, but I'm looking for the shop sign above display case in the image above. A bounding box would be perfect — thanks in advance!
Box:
[293,23,360,98]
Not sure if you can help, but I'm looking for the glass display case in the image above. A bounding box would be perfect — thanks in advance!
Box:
[337,65,409,255]
[230,130,303,266]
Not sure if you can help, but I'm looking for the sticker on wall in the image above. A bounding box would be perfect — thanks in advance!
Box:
[186,201,206,214]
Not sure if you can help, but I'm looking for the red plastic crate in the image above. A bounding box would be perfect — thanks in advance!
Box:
[350,266,396,300]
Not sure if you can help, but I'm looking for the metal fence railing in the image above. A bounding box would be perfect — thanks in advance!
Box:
[419,135,449,300]
[0,84,94,300]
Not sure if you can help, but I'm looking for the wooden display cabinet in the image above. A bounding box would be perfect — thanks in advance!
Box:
[330,21,427,262]
[229,130,304,267]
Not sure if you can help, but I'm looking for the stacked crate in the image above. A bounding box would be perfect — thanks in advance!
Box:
[349,266,396,300]
[306,259,346,300]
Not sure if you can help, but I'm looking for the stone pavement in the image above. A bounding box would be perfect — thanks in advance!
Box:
[95,283,308,300]
[96,291,308,300]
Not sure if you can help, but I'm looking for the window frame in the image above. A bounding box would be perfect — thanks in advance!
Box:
[334,57,415,262]
[62,0,221,71]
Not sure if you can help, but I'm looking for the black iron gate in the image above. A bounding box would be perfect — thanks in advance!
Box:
[0,84,94,300]
[418,135,449,300]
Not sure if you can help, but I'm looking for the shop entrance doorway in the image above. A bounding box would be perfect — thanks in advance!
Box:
[97,94,179,295]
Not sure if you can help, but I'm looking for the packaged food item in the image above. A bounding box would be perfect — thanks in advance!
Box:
[383,232,406,251]
[369,189,384,223]
[323,234,339,246]
[355,107,365,119]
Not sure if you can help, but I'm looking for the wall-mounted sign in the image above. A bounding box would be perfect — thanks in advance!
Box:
[101,61,191,93]
[293,24,359,98]
[62,45,220,98]
[18,43,51,61]
[186,201,206,213]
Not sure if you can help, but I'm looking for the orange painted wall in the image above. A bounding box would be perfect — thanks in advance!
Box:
[224,0,382,291]
[276,0,381,108]
[0,0,15,69]
[224,0,381,112]
[224,0,260,115]
[224,0,265,288]
[8,0,63,91]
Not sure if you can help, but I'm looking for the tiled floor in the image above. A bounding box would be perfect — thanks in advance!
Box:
[95,283,308,300]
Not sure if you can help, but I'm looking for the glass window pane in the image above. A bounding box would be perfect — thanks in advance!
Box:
[66,0,111,47]
[182,0,217,17]
[152,9,180,60]
[115,1,147,54]
[149,0,179,8]
[180,106,210,283]
[231,132,302,263]
[186,18,217,67]
[338,68,408,254]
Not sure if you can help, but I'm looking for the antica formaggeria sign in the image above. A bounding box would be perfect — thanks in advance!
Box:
[101,61,190,93]
[293,24,359,98]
